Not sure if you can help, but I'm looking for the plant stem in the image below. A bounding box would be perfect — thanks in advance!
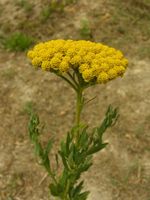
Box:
[74,87,84,143]
[58,71,85,141]
[62,180,70,200]
[57,74,78,91]
[48,170,58,185]
[76,87,83,128]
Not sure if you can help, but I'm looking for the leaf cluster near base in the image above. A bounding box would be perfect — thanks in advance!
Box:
[28,105,119,200]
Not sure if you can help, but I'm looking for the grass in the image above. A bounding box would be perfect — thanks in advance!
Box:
[110,160,142,189]
[15,0,33,12]
[20,101,36,115]
[89,0,150,58]
[41,0,78,22]
[6,173,24,198]
[79,19,93,40]
[3,32,34,51]
[107,0,150,58]
[110,160,150,199]
[137,44,150,59]
[1,68,17,80]
[41,5,52,22]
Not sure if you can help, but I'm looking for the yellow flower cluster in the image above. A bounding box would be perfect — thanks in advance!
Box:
[27,39,128,84]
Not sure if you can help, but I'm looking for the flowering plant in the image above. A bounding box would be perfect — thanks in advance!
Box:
[27,39,128,200]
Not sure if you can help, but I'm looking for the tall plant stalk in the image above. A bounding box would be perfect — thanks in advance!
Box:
[76,87,83,127]
[27,39,127,200]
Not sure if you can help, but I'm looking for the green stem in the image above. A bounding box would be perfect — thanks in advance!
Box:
[58,70,85,141]
[48,170,58,185]
[67,71,78,87]
[57,74,78,91]
[62,180,70,200]
[75,71,84,128]
[76,87,83,128]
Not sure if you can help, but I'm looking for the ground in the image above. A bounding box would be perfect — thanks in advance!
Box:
[0,0,150,200]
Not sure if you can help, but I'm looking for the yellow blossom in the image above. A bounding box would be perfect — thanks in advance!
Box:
[107,69,117,79]
[63,56,71,62]
[54,53,63,59]
[27,50,35,59]
[99,63,109,72]
[66,48,76,57]
[59,61,70,72]
[32,57,42,67]
[113,66,126,75]
[70,55,82,65]
[79,64,90,73]
[77,50,86,57]
[115,51,123,59]
[82,69,94,82]
[121,58,128,67]
[27,39,128,84]
[97,72,109,83]
[91,64,101,76]
[50,57,61,69]
[34,42,45,51]
[83,54,93,63]
[41,61,51,70]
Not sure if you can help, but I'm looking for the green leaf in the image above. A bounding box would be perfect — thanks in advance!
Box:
[87,142,108,155]
[70,125,79,137]
[49,183,62,197]
[59,169,68,188]
[28,112,54,174]
[75,191,90,200]
[55,153,59,169]
[80,162,92,172]
[28,113,40,141]
[71,181,84,198]
[43,154,50,173]
[44,139,53,156]
[61,141,67,155]
[66,132,71,155]
[35,142,43,158]
[96,105,119,139]
[78,126,88,147]
[58,151,69,169]
[68,150,76,168]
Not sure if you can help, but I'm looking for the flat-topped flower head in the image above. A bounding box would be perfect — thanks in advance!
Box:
[27,39,128,84]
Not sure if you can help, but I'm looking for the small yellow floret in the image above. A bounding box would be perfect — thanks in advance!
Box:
[82,69,94,82]
[27,50,35,59]
[107,69,117,79]
[121,58,128,67]
[62,56,71,62]
[115,51,123,59]
[79,64,90,73]
[32,57,42,67]
[66,48,76,57]
[50,57,61,69]
[34,42,45,51]
[99,63,109,72]
[54,53,63,59]
[41,61,51,70]
[114,66,126,75]
[70,55,82,65]
[59,61,69,72]
[91,64,101,76]
[97,72,109,83]
[83,54,93,63]
[77,49,86,57]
